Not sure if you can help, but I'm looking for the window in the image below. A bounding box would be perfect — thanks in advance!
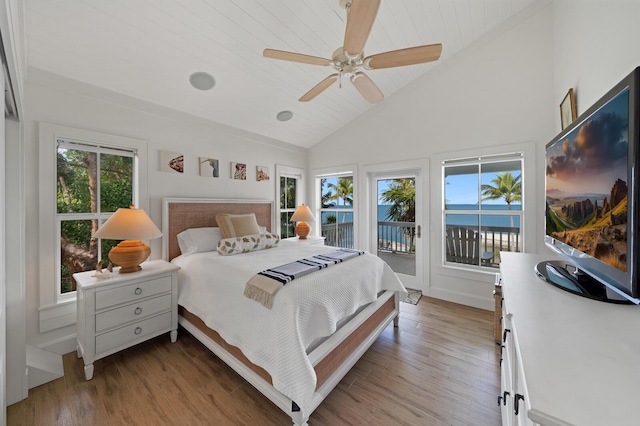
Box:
[276,165,303,239]
[443,153,523,268]
[39,123,147,332]
[280,175,298,238]
[57,140,137,293]
[319,172,355,248]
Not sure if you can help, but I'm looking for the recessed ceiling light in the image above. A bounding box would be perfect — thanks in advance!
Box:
[276,110,293,122]
[189,72,215,91]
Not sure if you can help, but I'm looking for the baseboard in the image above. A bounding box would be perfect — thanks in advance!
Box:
[429,287,494,311]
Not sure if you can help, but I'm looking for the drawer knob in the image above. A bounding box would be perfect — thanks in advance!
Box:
[134,327,142,335]
[134,307,142,315]
[134,287,142,295]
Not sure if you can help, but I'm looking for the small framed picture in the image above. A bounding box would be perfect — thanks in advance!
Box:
[159,150,184,173]
[231,162,247,180]
[560,88,577,130]
[256,166,270,181]
[199,157,219,178]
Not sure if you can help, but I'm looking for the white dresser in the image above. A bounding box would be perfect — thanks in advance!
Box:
[75,259,180,380]
[499,252,640,426]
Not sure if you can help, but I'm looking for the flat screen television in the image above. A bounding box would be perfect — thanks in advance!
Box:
[544,67,640,304]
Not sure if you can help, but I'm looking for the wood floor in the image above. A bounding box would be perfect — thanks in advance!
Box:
[7,296,501,425]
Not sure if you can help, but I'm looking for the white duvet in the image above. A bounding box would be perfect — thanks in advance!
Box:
[172,243,406,414]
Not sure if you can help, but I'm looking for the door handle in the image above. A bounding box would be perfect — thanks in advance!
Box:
[417,225,421,238]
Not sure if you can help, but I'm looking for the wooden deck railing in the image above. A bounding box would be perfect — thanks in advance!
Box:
[446,224,521,267]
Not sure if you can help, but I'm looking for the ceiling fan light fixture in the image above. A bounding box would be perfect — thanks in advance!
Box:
[263,0,440,103]
[189,72,216,91]
[276,110,293,122]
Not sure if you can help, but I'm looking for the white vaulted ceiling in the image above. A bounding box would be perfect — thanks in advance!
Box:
[25,0,536,148]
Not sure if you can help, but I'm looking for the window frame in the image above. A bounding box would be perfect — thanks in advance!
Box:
[56,140,138,295]
[38,123,148,332]
[275,165,304,239]
[314,165,357,248]
[441,152,525,271]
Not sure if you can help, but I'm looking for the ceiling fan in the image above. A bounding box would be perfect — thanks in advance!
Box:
[263,0,442,103]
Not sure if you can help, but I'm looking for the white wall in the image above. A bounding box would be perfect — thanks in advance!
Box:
[309,2,556,309]
[22,69,307,351]
[553,0,640,121]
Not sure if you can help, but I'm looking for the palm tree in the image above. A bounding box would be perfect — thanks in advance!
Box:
[320,179,336,208]
[481,172,522,227]
[380,178,416,252]
[380,179,415,222]
[481,172,522,208]
[327,178,353,223]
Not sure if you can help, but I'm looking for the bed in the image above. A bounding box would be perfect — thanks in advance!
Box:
[161,197,406,425]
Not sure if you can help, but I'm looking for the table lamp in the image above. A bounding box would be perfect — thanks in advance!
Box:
[93,206,163,273]
[290,204,315,239]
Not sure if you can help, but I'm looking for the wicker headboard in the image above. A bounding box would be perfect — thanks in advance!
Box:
[162,198,274,261]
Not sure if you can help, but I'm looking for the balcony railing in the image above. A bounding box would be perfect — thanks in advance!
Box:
[321,222,355,248]
[321,221,520,268]
[377,221,415,254]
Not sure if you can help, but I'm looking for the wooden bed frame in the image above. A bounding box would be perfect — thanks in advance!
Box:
[162,197,401,425]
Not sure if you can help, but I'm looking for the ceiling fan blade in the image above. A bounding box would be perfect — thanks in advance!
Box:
[350,72,384,103]
[343,0,381,57]
[263,49,331,66]
[364,44,443,70]
[299,74,339,102]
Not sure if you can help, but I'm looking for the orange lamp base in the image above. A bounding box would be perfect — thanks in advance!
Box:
[295,222,311,239]
[108,240,151,273]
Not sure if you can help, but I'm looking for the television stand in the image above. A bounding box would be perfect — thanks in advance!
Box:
[534,260,632,304]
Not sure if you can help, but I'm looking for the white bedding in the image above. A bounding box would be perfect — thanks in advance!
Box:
[172,243,406,414]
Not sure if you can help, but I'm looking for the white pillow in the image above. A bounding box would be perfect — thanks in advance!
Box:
[259,225,267,234]
[176,227,223,255]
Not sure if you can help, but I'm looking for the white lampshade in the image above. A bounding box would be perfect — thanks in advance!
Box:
[93,207,162,240]
[290,204,315,223]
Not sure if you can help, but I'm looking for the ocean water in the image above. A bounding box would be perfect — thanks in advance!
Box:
[444,204,521,228]
[321,205,521,227]
[378,204,521,227]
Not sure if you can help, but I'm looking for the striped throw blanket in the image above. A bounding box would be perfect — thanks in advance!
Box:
[244,248,365,308]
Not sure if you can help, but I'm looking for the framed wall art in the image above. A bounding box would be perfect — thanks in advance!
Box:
[199,157,219,177]
[560,88,577,130]
[256,166,270,181]
[231,162,247,180]
[159,150,184,173]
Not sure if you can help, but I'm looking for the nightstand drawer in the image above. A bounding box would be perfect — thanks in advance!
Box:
[95,294,172,332]
[95,312,172,354]
[95,275,172,310]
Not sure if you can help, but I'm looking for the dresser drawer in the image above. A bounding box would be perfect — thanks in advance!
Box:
[95,294,172,332]
[95,275,172,310]
[95,312,172,354]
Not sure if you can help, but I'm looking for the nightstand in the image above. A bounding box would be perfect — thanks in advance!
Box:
[75,259,180,380]
[281,236,326,246]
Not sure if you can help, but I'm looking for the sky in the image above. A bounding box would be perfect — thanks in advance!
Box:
[445,172,522,206]
[326,174,519,207]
